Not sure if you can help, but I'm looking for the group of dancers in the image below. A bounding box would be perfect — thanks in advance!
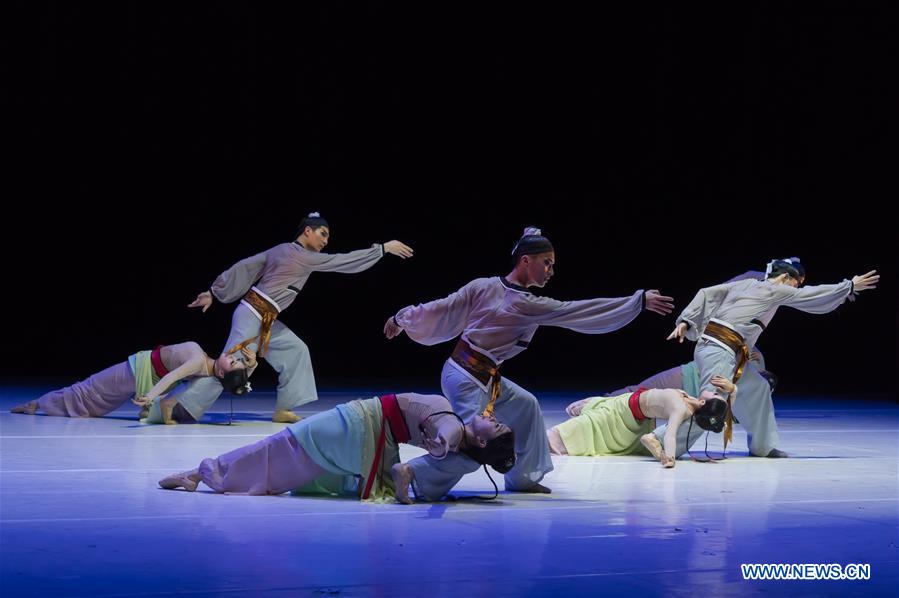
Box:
[12,212,879,503]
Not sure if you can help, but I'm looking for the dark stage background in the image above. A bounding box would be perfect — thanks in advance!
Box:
[6,3,896,397]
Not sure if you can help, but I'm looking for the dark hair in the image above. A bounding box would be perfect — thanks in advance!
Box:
[758,369,778,392]
[461,430,516,473]
[693,398,729,433]
[294,212,329,239]
[219,368,250,395]
[510,226,554,267]
[767,259,803,282]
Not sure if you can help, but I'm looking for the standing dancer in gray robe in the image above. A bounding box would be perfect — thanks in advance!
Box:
[383,227,675,498]
[655,259,879,458]
[176,212,414,424]
[575,265,795,456]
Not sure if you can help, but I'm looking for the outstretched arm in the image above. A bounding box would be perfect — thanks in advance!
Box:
[189,250,270,312]
[296,241,414,274]
[522,290,660,334]
[673,281,742,341]
[775,270,875,314]
[389,280,478,345]
[133,355,206,406]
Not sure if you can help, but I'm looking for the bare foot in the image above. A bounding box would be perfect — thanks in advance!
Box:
[158,469,201,492]
[546,427,568,455]
[272,410,302,424]
[160,396,178,425]
[138,407,149,420]
[11,401,38,415]
[391,463,414,504]
[641,434,675,468]
[508,482,551,494]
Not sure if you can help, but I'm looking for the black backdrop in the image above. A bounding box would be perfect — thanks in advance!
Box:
[7,3,895,397]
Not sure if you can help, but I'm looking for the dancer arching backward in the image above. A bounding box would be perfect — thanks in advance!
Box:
[11,342,253,423]
[548,375,735,468]
[158,392,514,504]
[569,262,803,458]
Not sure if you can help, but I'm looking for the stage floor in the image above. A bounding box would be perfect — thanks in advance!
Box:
[1,387,896,597]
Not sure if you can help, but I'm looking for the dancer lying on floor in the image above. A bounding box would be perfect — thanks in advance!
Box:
[158,392,515,503]
[547,375,735,468]
[11,342,254,423]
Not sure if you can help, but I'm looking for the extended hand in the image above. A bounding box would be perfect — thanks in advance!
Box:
[384,316,404,339]
[666,322,687,343]
[644,290,675,315]
[851,270,879,293]
[188,291,213,313]
[384,240,414,259]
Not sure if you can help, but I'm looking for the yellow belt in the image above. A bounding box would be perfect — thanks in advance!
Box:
[227,289,279,358]
[703,321,750,448]
[450,339,501,417]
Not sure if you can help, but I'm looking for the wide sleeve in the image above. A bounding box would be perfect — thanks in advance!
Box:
[511,289,645,334]
[209,250,269,303]
[777,280,853,314]
[676,281,741,341]
[394,281,479,346]
[294,245,384,274]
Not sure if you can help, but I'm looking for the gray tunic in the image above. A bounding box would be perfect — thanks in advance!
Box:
[655,276,854,457]
[210,241,384,309]
[396,277,646,497]
[677,278,853,350]
[396,276,645,366]
[176,242,385,421]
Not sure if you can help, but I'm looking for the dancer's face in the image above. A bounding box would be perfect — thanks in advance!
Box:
[215,354,247,376]
[301,226,330,252]
[523,251,555,288]
[699,389,721,402]
[469,413,511,446]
